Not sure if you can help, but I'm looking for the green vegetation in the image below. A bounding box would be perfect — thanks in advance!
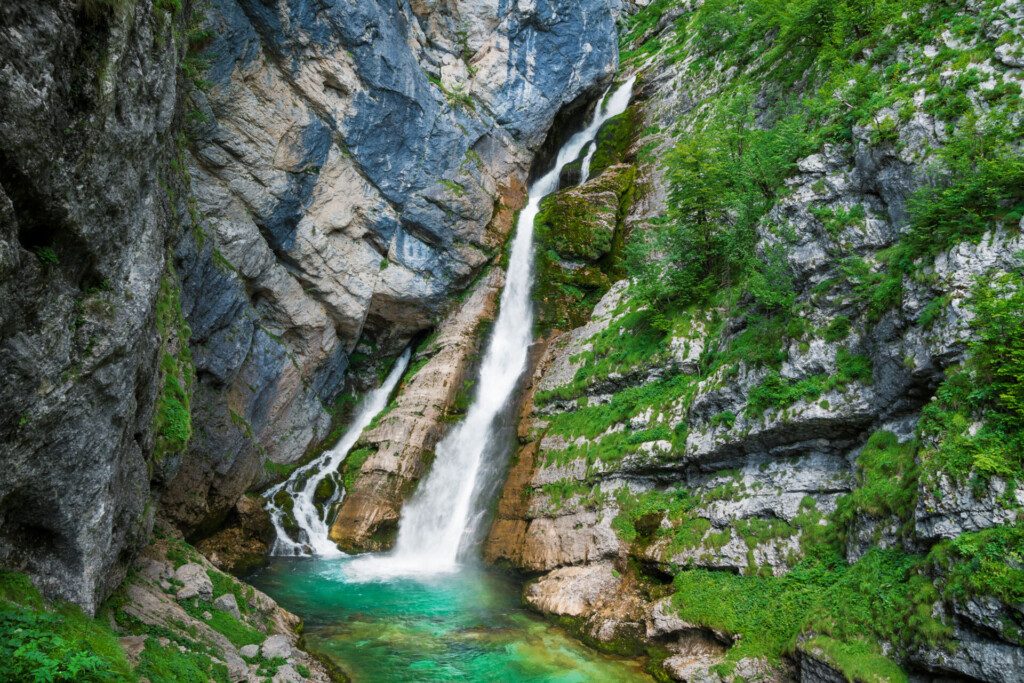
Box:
[589,107,639,178]
[671,548,947,675]
[136,640,230,683]
[929,524,1024,611]
[0,571,132,682]
[153,264,195,466]
[745,349,872,417]
[34,246,59,266]
[833,431,919,539]
[802,636,910,683]
[533,165,636,332]
[342,447,375,492]
[918,271,1024,485]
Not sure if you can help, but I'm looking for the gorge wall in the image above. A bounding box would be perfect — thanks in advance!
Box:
[0,0,620,613]
[481,1,1024,681]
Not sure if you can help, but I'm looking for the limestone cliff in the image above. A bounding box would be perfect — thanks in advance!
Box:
[0,0,190,614]
[161,0,622,536]
[0,0,622,614]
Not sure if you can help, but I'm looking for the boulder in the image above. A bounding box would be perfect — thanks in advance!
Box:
[213,593,242,620]
[174,564,213,601]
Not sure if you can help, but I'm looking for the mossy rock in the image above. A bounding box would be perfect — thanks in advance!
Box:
[272,490,293,511]
[589,106,639,179]
[314,476,336,503]
[536,192,615,262]
[533,165,637,333]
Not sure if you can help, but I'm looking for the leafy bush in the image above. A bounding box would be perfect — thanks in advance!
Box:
[671,548,948,672]
[918,272,1024,484]
[833,431,919,539]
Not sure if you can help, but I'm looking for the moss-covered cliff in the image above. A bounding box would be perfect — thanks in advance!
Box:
[486,0,1024,680]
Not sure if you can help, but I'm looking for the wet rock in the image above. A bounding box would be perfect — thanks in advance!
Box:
[197,495,274,574]
[524,563,620,617]
[0,0,185,613]
[331,268,505,551]
[119,635,148,666]
[164,0,622,533]
[911,623,1024,683]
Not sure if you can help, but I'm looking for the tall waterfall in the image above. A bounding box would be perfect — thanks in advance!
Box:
[346,77,636,580]
[265,348,411,557]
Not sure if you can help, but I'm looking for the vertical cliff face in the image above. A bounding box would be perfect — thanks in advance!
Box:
[161,0,622,535]
[0,0,187,613]
[485,1,1024,680]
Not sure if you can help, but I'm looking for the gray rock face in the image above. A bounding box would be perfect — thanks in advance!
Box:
[163,0,621,532]
[175,563,214,601]
[0,0,185,612]
[261,633,294,660]
[213,592,242,619]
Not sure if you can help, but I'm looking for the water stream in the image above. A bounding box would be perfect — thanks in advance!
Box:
[265,348,411,556]
[345,76,637,581]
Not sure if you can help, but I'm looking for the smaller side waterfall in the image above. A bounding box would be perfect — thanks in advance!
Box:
[265,348,411,557]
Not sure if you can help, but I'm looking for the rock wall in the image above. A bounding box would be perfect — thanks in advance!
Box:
[485,1,1024,681]
[0,0,622,612]
[0,0,188,613]
[161,0,622,535]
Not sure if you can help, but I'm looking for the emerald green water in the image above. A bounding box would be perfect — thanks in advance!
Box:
[247,558,652,682]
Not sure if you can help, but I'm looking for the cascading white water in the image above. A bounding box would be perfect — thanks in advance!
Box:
[265,348,411,557]
[344,77,637,581]
[579,141,598,184]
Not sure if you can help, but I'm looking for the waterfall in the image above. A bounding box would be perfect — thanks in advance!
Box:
[579,141,598,184]
[344,77,637,581]
[265,347,411,557]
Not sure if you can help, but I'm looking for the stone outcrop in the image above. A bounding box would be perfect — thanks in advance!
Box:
[331,265,505,550]
[117,531,332,682]
[0,0,621,612]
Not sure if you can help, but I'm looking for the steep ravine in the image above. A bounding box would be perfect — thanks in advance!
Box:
[0,0,623,679]
[2,0,1024,682]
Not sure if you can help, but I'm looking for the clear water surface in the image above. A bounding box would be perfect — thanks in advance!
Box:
[247,557,653,683]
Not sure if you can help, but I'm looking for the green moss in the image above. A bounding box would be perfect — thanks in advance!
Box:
[137,639,230,683]
[181,598,263,648]
[208,569,250,616]
[533,165,637,333]
[589,107,639,179]
[153,262,195,465]
[834,431,919,541]
[314,476,336,503]
[918,272,1024,485]
[810,203,866,240]
[929,524,1024,611]
[822,315,851,342]
[745,349,872,417]
[802,636,908,683]
[342,447,375,492]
